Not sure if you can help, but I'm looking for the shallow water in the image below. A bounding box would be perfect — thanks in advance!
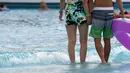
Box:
[1,63,130,73]
[0,9,130,73]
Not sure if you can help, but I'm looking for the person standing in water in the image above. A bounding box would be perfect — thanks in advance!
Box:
[59,0,91,63]
[0,4,9,11]
[89,0,124,64]
[38,1,49,11]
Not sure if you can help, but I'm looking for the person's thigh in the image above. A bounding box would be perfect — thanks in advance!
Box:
[103,19,113,38]
[89,18,105,38]
[66,25,77,41]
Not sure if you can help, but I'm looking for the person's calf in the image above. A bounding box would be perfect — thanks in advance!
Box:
[68,40,76,63]
[94,38,106,64]
[104,38,111,62]
[80,40,87,63]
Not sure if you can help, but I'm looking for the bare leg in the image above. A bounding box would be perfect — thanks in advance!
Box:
[78,23,88,63]
[104,38,111,63]
[94,38,106,64]
[66,25,77,63]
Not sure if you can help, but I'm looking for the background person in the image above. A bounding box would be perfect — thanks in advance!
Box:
[38,1,49,11]
[0,4,9,11]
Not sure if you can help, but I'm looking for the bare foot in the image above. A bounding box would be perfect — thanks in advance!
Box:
[80,62,85,64]
[101,61,107,64]
[71,61,75,64]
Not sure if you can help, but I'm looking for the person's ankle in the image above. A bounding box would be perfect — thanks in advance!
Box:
[101,60,107,64]
[80,61,85,64]
[80,59,86,64]
[71,61,75,64]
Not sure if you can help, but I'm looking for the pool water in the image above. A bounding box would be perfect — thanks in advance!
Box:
[0,9,130,73]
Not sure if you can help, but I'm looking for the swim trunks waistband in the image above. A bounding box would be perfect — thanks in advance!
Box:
[93,7,114,10]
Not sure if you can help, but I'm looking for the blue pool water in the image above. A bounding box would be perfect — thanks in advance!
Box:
[0,9,130,73]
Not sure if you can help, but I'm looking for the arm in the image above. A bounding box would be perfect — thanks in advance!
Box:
[88,0,93,13]
[82,0,91,17]
[85,0,93,25]
[59,0,65,20]
[116,0,124,17]
[60,0,65,13]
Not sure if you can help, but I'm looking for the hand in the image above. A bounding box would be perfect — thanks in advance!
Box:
[86,16,92,25]
[59,11,63,21]
[120,13,125,18]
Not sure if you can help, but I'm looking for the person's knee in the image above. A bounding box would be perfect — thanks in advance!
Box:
[68,39,76,44]
[80,40,87,46]
[104,38,111,45]
[94,38,102,47]
[105,42,110,47]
